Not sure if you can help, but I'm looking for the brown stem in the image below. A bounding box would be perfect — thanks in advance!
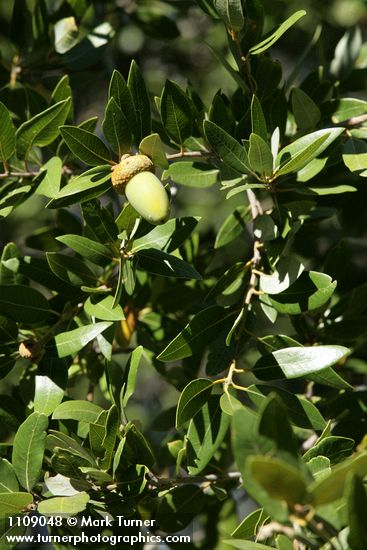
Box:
[244,189,263,306]
[166,150,212,162]
[0,165,79,180]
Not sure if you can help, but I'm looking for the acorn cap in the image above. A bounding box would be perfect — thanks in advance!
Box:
[18,339,42,360]
[111,154,154,194]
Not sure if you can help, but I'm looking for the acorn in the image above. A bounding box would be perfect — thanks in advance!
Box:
[111,154,170,225]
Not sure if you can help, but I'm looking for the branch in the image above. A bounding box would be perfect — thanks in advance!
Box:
[244,189,263,307]
[151,471,242,488]
[0,170,39,179]
[345,113,367,127]
[166,150,212,162]
[0,165,77,180]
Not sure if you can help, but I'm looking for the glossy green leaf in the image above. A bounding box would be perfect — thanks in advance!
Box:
[259,256,304,295]
[291,87,321,130]
[220,391,244,415]
[254,345,350,380]
[187,395,231,474]
[47,165,112,208]
[123,422,155,468]
[0,459,18,493]
[249,10,306,55]
[307,456,331,480]
[84,295,125,321]
[310,452,367,506]
[46,252,97,286]
[56,234,113,265]
[0,102,16,161]
[113,463,148,497]
[35,156,63,199]
[162,161,219,188]
[331,98,367,123]
[52,400,104,423]
[139,133,168,169]
[264,271,337,314]
[60,126,113,165]
[204,120,250,174]
[248,133,273,177]
[16,99,71,159]
[209,91,235,135]
[136,248,201,279]
[275,128,344,176]
[55,321,113,357]
[206,331,236,375]
[232,407,287,521]
[156,485,205,533]
[47,430,96,465]
[34,375,64,416]
[214,0,244,32]
[205,262,247,302]
[127,60,151,143]
[347,474,367,550]
[120,346,143,409]
[108,69,138,137]
[12,412,48,491]
[121,257,135,297]
[158,306,232,361]
[37,492,90,516]
[161,80,192,145]
[50,450,92,483]
[132,216,200,253]
[0,492,33,516]
[254,215,279,240]
[231,508,267,539]
[251,95,267,141]
[102,97,132,158]
[342,138,367,175]
[215,205,251,248]
[54,16,79,54]
[51,75,73,113]
[303,436,355,465]
[248,455,308,506]
[257,335,352,390]
[176,378,213,428]
[247,385,326,430]
[81,199,119,243]
[0,284,49,324]
[89,405,119,470]
[258,394,299,458]
[44,473,82,497]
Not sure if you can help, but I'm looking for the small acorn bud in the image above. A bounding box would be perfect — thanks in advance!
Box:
[111,154,170,225]
[18,339,42,360]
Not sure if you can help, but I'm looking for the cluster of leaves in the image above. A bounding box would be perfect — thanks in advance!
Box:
[1,0,367,549]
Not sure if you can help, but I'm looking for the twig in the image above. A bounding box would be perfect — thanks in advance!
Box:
[0,171,39,179]
[166,150,212,162]
[0,165,77,180]
[244,189,263,306]
[151,471,242,487]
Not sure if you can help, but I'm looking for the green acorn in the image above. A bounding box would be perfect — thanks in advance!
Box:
[111,154,170,225]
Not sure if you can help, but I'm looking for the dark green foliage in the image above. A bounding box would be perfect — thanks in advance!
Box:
[0,1,367,548]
